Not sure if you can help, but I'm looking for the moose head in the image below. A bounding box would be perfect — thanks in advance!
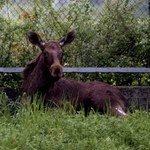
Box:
[27,31,75,79]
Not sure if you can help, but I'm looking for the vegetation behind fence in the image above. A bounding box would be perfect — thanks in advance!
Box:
[0,0,149,87]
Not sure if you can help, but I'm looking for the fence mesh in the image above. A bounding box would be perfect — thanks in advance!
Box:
[0,0,149,86]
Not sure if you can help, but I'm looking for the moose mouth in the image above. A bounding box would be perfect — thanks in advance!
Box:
[50,64,63,80]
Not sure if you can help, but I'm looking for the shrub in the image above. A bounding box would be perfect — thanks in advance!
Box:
[0,0,149,87]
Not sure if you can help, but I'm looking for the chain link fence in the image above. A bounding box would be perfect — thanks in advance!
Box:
[0,0,149,86]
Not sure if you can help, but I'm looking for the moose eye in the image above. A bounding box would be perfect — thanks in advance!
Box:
[43,51,54,64]
[43,51,49,58]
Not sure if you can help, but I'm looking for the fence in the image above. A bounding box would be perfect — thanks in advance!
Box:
[1,67,150,73]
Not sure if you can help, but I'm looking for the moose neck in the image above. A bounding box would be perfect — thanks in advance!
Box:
[21,54,58,95]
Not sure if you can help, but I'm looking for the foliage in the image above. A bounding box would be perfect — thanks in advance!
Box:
[0,0,149,87]
[0,95,150,149]
[0,73,22,89]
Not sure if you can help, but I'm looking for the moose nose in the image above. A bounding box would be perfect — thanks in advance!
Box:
[50,64,63,79]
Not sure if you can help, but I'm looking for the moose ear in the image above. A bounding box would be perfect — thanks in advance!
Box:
[59,31,76,47]
[28,32,45,49]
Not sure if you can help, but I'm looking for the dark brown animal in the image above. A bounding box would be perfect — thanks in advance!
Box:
[21,31,127,118]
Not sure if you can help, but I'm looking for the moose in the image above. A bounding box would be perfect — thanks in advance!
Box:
[21,31,127,118]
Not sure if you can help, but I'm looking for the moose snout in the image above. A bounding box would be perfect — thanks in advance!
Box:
[50,64,63,79]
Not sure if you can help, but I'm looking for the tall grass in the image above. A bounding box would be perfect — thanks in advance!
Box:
[0,95,150,150]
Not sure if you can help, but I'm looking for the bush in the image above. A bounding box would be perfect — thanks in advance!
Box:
[0,0,149,87]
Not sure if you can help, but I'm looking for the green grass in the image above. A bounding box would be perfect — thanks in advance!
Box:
[0,94,150,150]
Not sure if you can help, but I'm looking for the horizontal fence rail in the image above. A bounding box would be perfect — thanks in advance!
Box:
[1,67,150,73]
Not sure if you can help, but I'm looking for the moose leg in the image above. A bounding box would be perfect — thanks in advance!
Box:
[83,100,92,117]
[112,105,127,118]
[84,106,91,117]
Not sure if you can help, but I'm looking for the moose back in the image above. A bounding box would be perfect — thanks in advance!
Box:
[21,31,127,118]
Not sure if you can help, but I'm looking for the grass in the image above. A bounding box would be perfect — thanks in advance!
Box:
[0,94,150,150]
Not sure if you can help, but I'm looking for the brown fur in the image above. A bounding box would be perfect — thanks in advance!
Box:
[21,31,127,117]
[45,78,127,116]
